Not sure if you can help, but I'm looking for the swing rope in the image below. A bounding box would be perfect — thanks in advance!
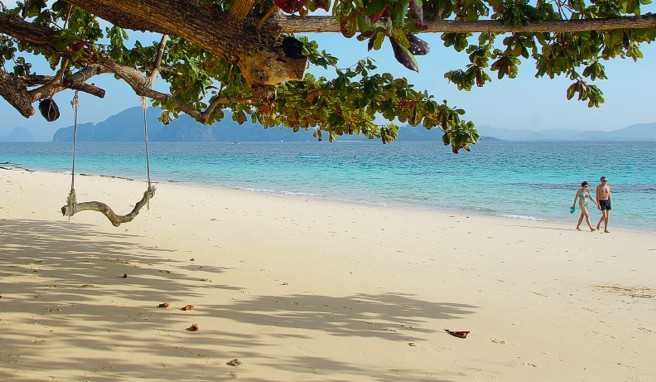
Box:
[141,96,153,209]
[65,91,80,216]
[62,93,156,226]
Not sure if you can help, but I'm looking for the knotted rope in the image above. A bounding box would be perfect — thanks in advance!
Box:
[141,96,153,209]
[65,91,80,218]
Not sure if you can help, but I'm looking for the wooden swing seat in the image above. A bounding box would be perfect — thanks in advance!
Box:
[61,186,156,227]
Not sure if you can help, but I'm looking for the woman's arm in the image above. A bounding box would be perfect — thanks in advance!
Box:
[589,191,599,209]
[572,190,579,207]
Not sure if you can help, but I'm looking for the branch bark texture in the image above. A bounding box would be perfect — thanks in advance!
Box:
[279,14,656,33]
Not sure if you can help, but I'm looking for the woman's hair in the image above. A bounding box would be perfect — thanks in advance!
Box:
[581,181,589,187]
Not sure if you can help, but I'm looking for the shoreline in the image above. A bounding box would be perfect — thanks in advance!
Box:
[2,164,651,233]
[1,167,655,381]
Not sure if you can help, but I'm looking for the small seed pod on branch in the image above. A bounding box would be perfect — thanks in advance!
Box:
[282,36,305,59]
[38,98,60,122]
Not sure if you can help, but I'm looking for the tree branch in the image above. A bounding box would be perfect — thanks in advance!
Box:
[0,11,251,123]
[228,0,255,22]
[0,69,34,117]
[27,58,70,99]
[66,0,307,86]
[199,91,232,124]
[279,13,656,33]
[95,56,254,123]
[25,67,107,99]
[0,12,58,46]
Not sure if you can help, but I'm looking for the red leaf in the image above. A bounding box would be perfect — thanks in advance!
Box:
[274,0,304,14]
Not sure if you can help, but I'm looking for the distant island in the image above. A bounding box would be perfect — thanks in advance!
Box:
[50,107,455,142]
[52,107,315,142]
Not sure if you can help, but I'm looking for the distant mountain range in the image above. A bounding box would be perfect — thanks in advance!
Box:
[1,106,654,142]
[477,123,656,141]
[52,107,330,142]
[51,107,451,142]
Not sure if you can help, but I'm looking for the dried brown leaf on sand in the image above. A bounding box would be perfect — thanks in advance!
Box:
[186,324,199,332]
[445,329,470,339]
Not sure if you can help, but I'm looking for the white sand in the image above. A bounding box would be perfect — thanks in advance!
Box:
[1,168,655,381]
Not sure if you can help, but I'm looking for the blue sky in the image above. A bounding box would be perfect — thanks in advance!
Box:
[1,3,655,137]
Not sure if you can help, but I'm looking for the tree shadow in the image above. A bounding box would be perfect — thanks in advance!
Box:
[0,219,253,381]
[263,356,455,382]
[202,293,476,342]
[0,219,474,381]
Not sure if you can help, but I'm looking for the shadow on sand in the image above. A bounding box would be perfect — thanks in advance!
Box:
[0,219,475,381]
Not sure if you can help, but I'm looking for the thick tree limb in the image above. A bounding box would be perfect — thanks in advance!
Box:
[279,13,656,33]
[229,0,256,21]
[0,64,105,119]
[0,12,57,45]
[67,0,307,87]
[27,58,70,99]
[61,186,156,227]
[25,67,106,99]
[0,69,33,117]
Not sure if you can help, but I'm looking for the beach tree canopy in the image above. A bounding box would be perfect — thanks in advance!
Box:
[0,1,655,152]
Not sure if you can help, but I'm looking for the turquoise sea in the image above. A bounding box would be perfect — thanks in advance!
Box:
[2,140,655,230]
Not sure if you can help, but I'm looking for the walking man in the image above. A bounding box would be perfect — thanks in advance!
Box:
[596,176,612,233]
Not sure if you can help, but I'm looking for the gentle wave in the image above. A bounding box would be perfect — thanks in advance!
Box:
[236,186,319,198]
[518,183,656,193]
[501,214,543,221]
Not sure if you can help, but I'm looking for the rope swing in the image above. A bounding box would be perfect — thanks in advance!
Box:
[61,92,156,226]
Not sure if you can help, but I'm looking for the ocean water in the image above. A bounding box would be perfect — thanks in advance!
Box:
[2,140,655,230]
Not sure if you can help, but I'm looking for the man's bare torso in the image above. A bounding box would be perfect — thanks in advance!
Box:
[597,184,610,200]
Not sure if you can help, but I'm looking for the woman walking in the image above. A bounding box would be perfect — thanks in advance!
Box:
[572,181,597,232]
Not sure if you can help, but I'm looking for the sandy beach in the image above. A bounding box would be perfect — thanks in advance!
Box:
[1,168,655,382]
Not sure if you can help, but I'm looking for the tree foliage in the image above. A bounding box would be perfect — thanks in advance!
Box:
[0,0,654,152]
